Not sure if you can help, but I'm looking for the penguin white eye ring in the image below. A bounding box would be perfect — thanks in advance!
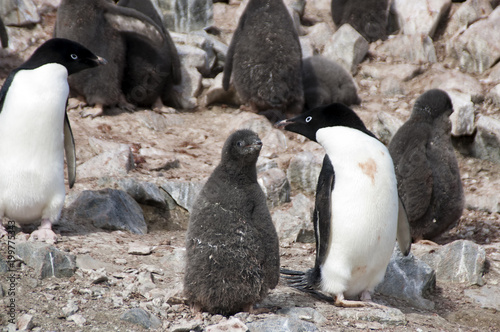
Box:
[305,116,312,123]
[70,54,78,60]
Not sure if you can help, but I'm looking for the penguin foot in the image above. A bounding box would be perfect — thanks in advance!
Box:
[334,293,388,309]
[29,220,58,243]
[80,104,104,118]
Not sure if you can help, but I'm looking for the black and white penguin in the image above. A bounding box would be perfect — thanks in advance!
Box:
[276,103,411,307]
[331,0,390,42]
[223,0,304,122]
[302,56,361,110]
[117,0,182,109]
[0,38,106,241]
[0,17,8,48]
[55,0,167,117]
[184,129,280,315]
[389,89,464,242]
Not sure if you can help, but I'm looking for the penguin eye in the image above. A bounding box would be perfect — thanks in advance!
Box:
[70,54,78,60]
[305,116,312,123]
[236,141,244,147]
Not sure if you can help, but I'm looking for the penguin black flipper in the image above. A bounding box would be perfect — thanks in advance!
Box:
[64,112,76,188]
[0,17,8,48]
[397,197,411,256]
[222,14,241,91]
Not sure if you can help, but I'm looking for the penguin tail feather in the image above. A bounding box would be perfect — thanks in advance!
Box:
[280,268,335,303]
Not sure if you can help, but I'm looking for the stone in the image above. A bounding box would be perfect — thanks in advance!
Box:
[16,314,34,331]
[447,6,500,74]
[159,247,186,281]
[286,151,323,194]
[272,209,312,243]
[300,36,314,59]
[375,34,437,63]
[246,316,319,332]
[76,255,113,271]
[171,319,203,332]
[0,0,40,26]
[277,307,327,324]
[465,285,500,310]
[67,314,86,327]
[465,179,500,213]
[471,115,500,163]
[120,308,162,329]
[380,76,405,96]
[62,301,79,317]
[157,0,213,33]
[335,307,406,325]
[176,43,212,77]
[487,83,500,107]
[323,24,369,74]
[206,317,248,332]
[360,63,423,82]
[232,113,274,138]
[128,243,153,255]
[171,63,203,109]
[371,111,404,145]
[116,178,167,208]
[445,0,493,37]
[376,248,436,310]
[258,168,291,209]
[392,0,452,37]
[16,242,76,279]
[418,240,486,285]
[426,67,484,101]
[67,189,148,235]
[172,31,218,75]
[446,91,476,136]
[260,129,288,158]
[161,181,205,213]
[78,141,134,180]
[202,72,241,107]
[306,22,334,54]
[137,110,171,132]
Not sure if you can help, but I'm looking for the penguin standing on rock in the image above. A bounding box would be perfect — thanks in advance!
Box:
[0,38,106,241]
[223,0,304,122]
[184,129,280,315]
[276,103,411,307]
[389,89,464,242]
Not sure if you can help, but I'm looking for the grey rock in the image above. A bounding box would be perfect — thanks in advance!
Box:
[232,112,273,138]
[176,43,212,77]
[76,254,114,271]
[487,62,500,84]
[0,0,40,26]
[375,34,437,63]
[202,72,242,107]
[157,0,213,33]
[376,248,436,310]
[447,91,476,136]
[206,318,248,332]
[323,24,369,74]
[447,6,500,74]
[445,0,493,37]
[137,110,170,132]
[78,142,134,180]
[336,307,406,325]
[172,31,217,75]
[380,76,405,96]
[300,36,314,59]
[487,83,500,107]
[128,243,153,255]
[256,157,279,173]
[16,242,76,279]
[419,240,486,285]
[360,63,423,82]
[392,0,452,37]
[306,22,333,54]
[426,68,484,101]
[120,308,162,330]
[258,168,291,209]
[471,115,500,163]
[67,189,147,235]
[246,316,319,332]
[62,301,79,317]
[171,62,203,109]
[117,178,167,208]
[67,314,86,327]
[286,151,323,195]
[465,285,500,310]
[277,307,327,324]
[371,111,404,145]
[465,179,500,213]
[171,319,203,332]
[260,129,288,158]
[161,181,205,213]
[16,314,34,331]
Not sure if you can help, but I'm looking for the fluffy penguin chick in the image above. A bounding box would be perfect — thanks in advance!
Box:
[0,38,106,241]
[184,129,280,315]
[389,89,464,241]
[223,0,304,122]
[276,103,411,307]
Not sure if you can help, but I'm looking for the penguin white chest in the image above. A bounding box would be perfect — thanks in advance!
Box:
[316,127,399,298]
[0,64,69,223]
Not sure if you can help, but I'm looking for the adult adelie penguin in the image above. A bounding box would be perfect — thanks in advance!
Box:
[223,0,304,122]
[55,0,166,117]
[0,38,106,241]
[389,89,464,242]
[184,129,280,315]
[276,103,411,307]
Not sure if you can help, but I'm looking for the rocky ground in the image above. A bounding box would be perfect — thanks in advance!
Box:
[1,0,500,331]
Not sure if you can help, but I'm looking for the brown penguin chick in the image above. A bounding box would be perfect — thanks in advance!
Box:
[184,129,280,316]
[389,89,464,241]
[55,0,166,117]
[302,56,361,110]
[223,0,304,122]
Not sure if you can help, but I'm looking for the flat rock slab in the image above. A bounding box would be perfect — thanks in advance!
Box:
[16,242,76,279]
[246,316,319,332]
[335,307,406,326]
[120,308,162,330]
[464,285,500,310]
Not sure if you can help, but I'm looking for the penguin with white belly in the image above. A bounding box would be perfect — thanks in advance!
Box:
[0,38,106,241]
[276,103,411,307]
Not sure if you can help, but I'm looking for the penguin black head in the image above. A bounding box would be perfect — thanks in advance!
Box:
[274,103,374,142]
[222,129,263,165]
[412,89,454,121]
[21,38,107,75]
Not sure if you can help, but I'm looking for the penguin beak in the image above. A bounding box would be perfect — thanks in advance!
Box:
[274,119,293,129]
[95,56,107,65]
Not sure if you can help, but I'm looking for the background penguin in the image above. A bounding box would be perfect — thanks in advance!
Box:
[276,103,411,307]
[55,0,167,117]
[223,0,304,122]
[389,89,464,242]
[117,0,182,109]
[184,129,280,315]
[0,38,106,241]
[331,0,390,42]
[0,17,8,48]
[302,56,361,111]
